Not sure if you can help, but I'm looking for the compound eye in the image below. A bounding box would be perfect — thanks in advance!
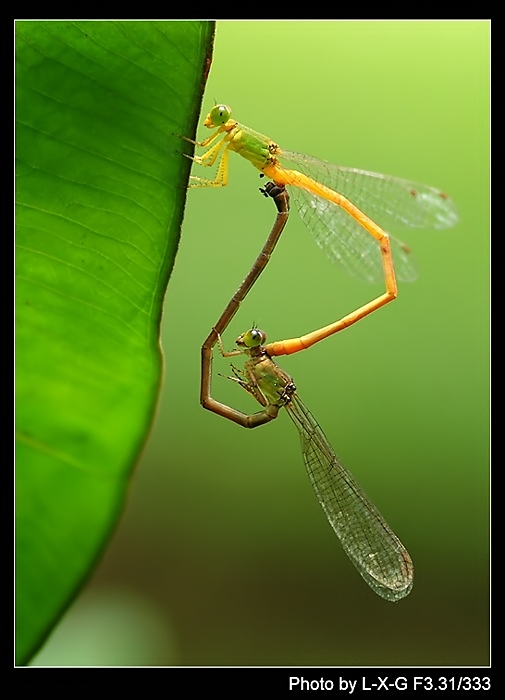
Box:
[210,104,232,125]
[243,328,266,347]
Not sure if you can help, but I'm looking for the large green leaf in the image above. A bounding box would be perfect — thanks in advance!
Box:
[15,20,215,664]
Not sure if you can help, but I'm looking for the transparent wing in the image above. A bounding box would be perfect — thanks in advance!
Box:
[280,150,458,283]
[292,181,418,283]
[286,394,413,601]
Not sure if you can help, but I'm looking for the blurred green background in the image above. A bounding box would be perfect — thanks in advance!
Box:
[32,20,489,666]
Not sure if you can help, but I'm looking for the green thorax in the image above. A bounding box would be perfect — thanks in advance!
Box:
[248,353,294,407]
[226,121,278,172]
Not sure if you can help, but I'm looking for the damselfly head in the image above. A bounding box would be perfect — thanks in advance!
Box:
[236,328,267,348]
